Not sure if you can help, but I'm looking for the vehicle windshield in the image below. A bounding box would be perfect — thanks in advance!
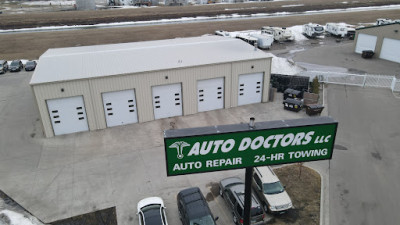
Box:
[263,181,284,195]
[314,27,324,31]
[190,215,215,225]
[26,61,35,66]
[142,204,163,225]
[10,61,19,66]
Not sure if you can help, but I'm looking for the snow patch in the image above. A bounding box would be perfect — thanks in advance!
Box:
[22,1,76,6]
[271,55,304,75]
[0,210,40,225]
[282,4,304,8]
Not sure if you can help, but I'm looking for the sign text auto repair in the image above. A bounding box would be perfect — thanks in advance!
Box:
[164,118,337,176]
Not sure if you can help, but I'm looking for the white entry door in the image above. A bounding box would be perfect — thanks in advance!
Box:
[152,83,183,119]
[102,89,138,127]
[355,34,377,53]
[380,38,400,63]
[197,78,224,112]
[47,96,89,136]
[238,73,263,106]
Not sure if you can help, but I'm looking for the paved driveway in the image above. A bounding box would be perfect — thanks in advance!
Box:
[326,84,400,225]
[0,71,308,224]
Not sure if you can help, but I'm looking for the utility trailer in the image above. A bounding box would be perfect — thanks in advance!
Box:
[261,26,294,42]
[249,33,274,49]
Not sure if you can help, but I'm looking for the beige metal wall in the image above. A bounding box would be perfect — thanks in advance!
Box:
[354,24,400,56]
[32,80,96,138]
[33,58,271,137]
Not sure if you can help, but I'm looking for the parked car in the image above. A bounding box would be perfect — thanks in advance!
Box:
[219,177,265,225]
[177,187,218,225]
[252,166,293,214]
[137,197,168,225]
[0,60,8,74]
[25,60,37,71]
[9,60,23,72]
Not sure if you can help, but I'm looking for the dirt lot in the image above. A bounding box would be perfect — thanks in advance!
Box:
[0,0,397,29]
[0,8,399,60]
[272,165,321,225]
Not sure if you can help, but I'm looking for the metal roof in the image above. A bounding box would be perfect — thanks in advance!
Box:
[30,36,273,85]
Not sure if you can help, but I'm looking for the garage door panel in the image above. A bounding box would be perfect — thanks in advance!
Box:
[380,38,400,63]
[238,73,263,106]
[102,89,138,127]
[152,83,182,119]
[197,78,224,112]
[355,34,377,54]
[47,96,89,136]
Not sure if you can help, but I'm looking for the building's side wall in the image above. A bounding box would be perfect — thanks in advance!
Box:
[32,80,96,138]
[354,24,400,56]
[231,58,271,107]
[33,58,271,137]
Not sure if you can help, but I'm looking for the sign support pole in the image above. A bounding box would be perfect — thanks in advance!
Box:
[243,117,256,225]
[244,166,253,225]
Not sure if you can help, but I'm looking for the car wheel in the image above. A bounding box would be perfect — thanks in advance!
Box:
[233,214,238,225]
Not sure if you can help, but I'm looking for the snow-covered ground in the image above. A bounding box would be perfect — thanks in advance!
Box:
[22,1,75,6]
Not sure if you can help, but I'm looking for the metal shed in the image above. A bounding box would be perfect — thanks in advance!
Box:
[354,22,400,63]
[30,36,273,137]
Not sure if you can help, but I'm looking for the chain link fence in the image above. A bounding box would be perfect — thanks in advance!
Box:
[299,71,400,93]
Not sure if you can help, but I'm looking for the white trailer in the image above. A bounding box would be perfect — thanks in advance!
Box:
[376,18,400,26]
[261,26,294,42]
[302,23,324,38]
[325,23,348,38]
[249,33,274,49]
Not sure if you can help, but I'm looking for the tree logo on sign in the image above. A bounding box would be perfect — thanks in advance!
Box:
[169,141,190,159]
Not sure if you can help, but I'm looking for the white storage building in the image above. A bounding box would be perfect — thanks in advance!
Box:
[30,36,273,137]
[354,22,400,63]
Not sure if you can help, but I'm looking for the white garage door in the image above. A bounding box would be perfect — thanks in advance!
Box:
[102,89,138,127]
[355,34,377,54]
[197,78,224,112]
[238,73,263,106]
[152,83,183,119]
[380,38,400,63]
[47,96,89,136]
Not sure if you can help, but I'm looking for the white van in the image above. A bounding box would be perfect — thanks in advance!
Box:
[252,166,293,214]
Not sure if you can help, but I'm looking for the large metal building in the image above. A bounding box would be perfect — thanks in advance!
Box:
[354,22,400,63]
[30,36,273,137]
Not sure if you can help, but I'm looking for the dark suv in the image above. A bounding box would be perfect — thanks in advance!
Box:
[9,60,23,72]
[0,60,8,74]
[219,177,265,225]
[177,187,218,225]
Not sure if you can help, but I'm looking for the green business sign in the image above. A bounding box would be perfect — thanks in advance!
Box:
[164,117,338,176]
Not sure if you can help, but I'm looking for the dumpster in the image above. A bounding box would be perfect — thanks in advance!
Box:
[306,104,324,116]
[283,88,303,100]
[283,98,303,112]
[361,50,374,59]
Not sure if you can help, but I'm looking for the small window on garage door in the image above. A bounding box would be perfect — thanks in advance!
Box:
[197,78,224,112]
[46,96,89,136]
[102,89,138,127]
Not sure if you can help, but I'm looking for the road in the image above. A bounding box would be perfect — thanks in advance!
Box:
[326,84,400,225]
